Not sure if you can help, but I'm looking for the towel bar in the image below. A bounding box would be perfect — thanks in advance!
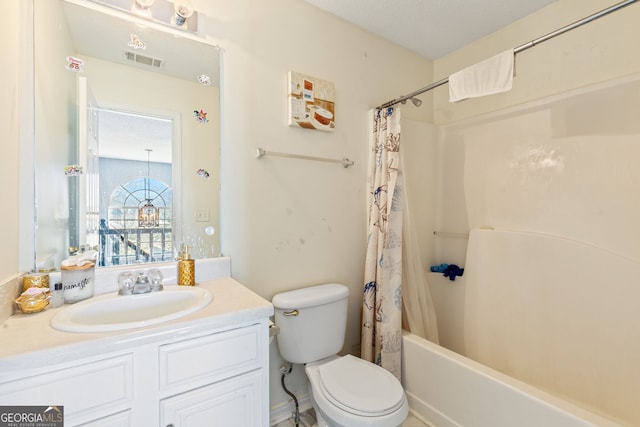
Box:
[256,147,354,168]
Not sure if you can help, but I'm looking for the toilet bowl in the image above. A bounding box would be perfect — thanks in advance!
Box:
[272,284,409,427]
[306,355,408,427]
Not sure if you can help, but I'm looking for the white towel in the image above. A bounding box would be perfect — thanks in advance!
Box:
[448,49,514,103]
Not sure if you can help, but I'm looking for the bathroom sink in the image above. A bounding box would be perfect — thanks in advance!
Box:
[50,286,213,333]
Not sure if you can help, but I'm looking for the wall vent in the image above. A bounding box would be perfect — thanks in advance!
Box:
[124,51,164,69]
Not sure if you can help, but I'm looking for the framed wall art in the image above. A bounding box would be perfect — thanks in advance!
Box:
[287,71,335,132]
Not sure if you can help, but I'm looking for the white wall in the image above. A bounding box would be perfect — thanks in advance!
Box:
[0,0,23,324]
[189,0,433,414]
[0,0,20,283]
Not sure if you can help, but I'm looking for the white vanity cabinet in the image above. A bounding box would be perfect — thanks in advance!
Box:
[157,324,266,427]
[0,321,268,426]
[0,277,273,427]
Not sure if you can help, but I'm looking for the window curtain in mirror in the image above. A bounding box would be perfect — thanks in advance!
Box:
[361,107,403,379]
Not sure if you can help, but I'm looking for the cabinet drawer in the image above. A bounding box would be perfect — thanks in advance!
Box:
[159,324,262,392]
[0,354,133,421]
[160,370,263,427]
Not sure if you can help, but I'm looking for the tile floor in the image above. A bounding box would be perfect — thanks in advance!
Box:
[273,409,429,427]
[403,413,430,427]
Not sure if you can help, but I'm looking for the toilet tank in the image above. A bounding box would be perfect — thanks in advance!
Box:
[273,283,349,364]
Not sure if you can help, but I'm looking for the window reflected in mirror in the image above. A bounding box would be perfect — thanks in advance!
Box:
[90,109,174,267]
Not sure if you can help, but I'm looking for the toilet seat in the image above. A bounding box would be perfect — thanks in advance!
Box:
[316,355,406,417]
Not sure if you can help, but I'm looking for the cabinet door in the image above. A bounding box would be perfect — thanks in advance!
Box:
[160,370,263,427]
[0,354,133,424]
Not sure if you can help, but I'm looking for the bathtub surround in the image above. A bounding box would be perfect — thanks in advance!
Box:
[402,332,621,427]
[429,14,640,424]
[422,73,640,425]
[458,74,640,261]
[464,229,639,425]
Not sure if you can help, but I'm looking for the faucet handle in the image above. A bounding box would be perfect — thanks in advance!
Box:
[148,269,164,292]
[118,272,134,295]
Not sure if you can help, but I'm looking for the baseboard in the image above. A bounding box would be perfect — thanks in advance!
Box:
[405,390,458,427]
[270,393,313,426]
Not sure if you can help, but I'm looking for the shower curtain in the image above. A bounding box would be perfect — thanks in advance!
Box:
[400,144,439,345]
[361,108,439,379]
[362,107,403,379]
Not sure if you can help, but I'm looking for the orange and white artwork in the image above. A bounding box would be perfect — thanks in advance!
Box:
[287,71,335,131]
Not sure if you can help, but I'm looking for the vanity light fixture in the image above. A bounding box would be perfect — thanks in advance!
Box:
[138,149,160,228]
[173,0,194,26]
[131,0,155,18]
[88,0,199,33]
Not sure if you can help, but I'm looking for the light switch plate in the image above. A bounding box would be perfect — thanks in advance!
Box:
[195,208,209,222]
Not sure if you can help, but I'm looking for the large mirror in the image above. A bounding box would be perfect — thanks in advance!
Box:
[33,0,220,271]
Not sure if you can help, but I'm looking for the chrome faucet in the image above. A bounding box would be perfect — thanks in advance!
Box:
[119,270,164,295]
[132,273,152,294]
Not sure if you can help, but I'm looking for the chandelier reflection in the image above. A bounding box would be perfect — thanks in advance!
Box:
[138,149,159,228]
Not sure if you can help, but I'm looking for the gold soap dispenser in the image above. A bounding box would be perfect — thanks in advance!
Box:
[177,244,195,286]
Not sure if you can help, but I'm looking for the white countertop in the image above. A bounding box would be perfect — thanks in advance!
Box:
[0,277,273,377]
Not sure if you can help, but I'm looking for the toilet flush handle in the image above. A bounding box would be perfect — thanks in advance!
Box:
[283,309,299,316]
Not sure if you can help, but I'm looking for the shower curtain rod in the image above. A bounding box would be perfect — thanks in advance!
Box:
[376,0,638,110]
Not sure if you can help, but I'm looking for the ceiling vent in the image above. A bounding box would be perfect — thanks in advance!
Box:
[124,51,164,69]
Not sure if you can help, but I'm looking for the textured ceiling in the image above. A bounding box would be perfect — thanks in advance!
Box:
[303,0,558,59]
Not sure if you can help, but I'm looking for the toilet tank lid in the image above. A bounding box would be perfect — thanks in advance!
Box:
[273,283,349,310]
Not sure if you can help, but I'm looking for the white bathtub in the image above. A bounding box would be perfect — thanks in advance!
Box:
[401,331,622,427]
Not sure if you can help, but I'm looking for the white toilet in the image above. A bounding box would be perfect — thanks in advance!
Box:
[273,283,409,427]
